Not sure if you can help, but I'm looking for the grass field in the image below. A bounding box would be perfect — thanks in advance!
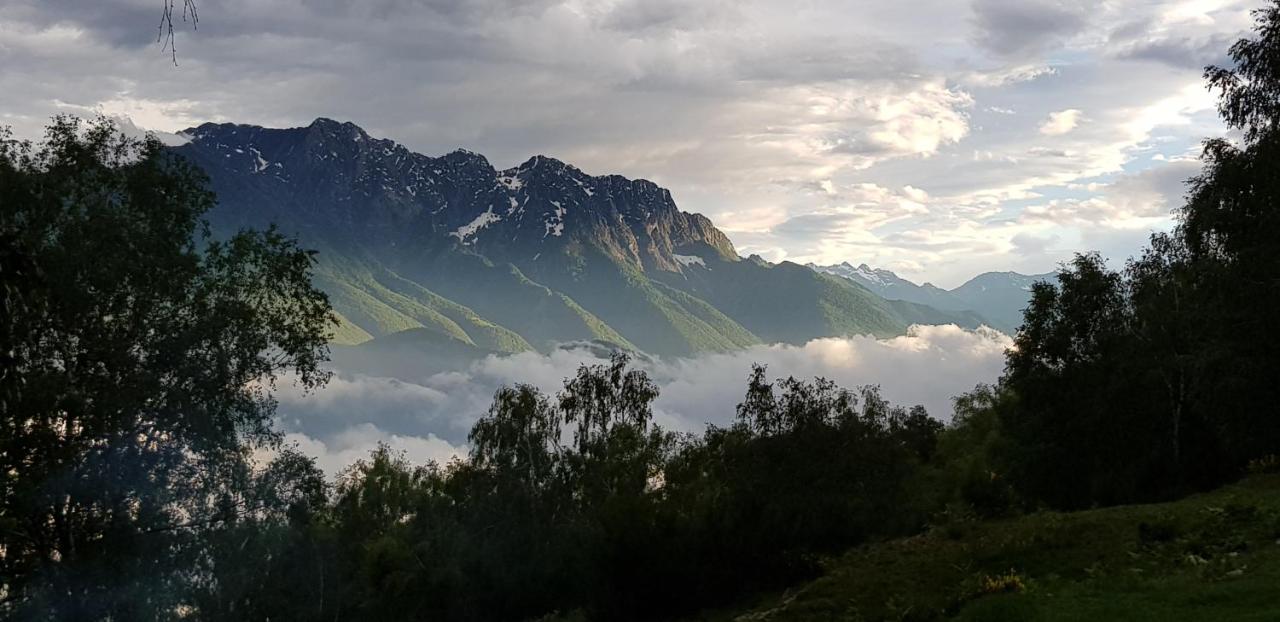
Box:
[715,474,1280,621]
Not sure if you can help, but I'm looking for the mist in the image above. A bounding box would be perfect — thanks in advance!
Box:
[275,324,1012,473]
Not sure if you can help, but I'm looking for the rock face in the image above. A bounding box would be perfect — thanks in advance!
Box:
[177,118,735,273]
[174,118,985,357]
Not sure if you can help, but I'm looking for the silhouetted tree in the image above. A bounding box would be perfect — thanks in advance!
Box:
[1182,0,1280,466]
[997,2,1280,508]
[0,116,333,619]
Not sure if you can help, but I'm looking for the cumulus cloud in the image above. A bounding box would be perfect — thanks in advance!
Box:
[962,64,1057,88]
[1022,158,1200,227]
[1106,0,1257,69]
[1011,231,1061,256]
[286,426,465,476]
[274,325,1012,473]
[1039,109,1083,135]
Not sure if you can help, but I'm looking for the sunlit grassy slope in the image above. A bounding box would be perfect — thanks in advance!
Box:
[712,475,1280,621]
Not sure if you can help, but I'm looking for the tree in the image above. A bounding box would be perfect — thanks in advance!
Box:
[189,448,335,621]
[0,116,334,619]
[1001,253,1154,508]
[997,3,1280,506]
[657,365,940,607]
[934,384,1019,517]
[1182,0,1280,466]
[1124,233,1218,486]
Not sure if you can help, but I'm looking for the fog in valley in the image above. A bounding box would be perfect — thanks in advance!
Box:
[277,324,1011,473]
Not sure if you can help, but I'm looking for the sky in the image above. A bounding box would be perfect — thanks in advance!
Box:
[0,0,1261,287]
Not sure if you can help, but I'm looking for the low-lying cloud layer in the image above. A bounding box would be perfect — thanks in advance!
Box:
[275,325,1012,473]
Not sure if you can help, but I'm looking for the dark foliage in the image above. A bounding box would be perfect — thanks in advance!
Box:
[992,2,1280,510]
[218,358,942,621]
[0,117,333,619]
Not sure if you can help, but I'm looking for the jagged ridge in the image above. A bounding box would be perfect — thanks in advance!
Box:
[174,118,987,357]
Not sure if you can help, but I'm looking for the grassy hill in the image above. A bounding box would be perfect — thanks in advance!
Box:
[711,475,1280,621]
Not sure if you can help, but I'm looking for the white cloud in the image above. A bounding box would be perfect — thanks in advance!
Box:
[286,426,465,476]
[903,185,930,202]
[962,64,1057,88]
[275,325,1011,473]
[1039,109,1083,135]
[1022,158,1200,227]
[651,325,1011,432]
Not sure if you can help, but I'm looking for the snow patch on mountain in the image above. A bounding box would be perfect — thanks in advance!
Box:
[853,264,889,286]
[250,147,270,173]
[811,262,897,288]
[452,208,501,244]
[674,254,706,268]
[544,200,566,238]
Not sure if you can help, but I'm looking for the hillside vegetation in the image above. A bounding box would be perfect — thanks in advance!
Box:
[720,475,1280,621]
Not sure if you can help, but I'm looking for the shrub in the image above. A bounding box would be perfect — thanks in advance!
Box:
[978,570,1026,595]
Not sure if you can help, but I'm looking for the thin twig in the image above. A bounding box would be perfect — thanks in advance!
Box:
[157,0,200,66]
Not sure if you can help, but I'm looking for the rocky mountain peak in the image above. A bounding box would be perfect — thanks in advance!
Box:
[175,118,738,273]
[442,147,493,169]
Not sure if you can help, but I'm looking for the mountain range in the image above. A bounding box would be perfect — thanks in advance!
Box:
[808,263,1056,333]
[171,118,1038,362]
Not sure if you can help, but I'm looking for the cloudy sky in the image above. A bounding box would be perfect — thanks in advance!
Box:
[0,0,1259,286]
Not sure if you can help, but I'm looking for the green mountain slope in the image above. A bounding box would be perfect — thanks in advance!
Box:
[177,119,1009,357]
[657,256,986,345]
[328,327,502,378]
[329,309,374,345]
[391,249,638,352]
[520,244,761,356]
[314,251,533,352]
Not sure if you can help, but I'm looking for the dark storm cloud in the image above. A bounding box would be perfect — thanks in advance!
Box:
[2,2,160,48]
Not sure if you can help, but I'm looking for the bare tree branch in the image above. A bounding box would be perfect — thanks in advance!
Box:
[158,0,199,66]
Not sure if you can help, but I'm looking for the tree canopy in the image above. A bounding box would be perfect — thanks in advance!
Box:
[990,1,1280,509]
[0,116,334,619]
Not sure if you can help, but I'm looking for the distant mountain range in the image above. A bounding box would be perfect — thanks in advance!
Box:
[808,263,1056,333]
[172,118,1028,361]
